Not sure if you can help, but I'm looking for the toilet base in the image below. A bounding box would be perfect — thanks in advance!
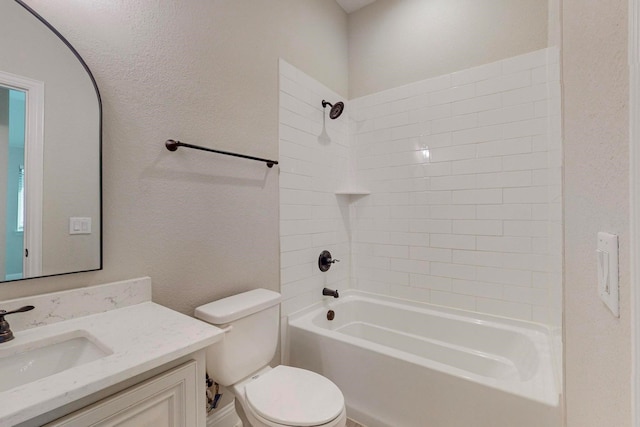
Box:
[206,401,243,427]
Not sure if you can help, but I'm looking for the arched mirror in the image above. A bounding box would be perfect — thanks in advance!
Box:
[0,0,101,282]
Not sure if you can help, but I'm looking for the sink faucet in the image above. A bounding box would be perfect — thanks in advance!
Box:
[322,288,339,298]
[0,305,35,343]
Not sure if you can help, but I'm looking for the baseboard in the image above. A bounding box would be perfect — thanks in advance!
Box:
[206,401,242,427]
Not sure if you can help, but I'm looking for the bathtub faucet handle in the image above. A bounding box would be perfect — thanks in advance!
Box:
[322,288,339,298]
[318,250,340,272]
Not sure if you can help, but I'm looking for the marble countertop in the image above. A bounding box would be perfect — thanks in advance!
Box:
[0,279,223,427]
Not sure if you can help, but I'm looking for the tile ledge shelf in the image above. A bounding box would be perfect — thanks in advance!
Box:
[335,189,370,196]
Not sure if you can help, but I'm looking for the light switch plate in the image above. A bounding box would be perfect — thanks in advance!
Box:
[597,232,619,317]
[69,217,92,235]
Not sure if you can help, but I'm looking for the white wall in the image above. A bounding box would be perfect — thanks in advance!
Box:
[348,0,548,98]
[279,47,563,327]
[350,49,562,326]
[1,0,349,319]
[278,60,350,318]
[562,0,631,425]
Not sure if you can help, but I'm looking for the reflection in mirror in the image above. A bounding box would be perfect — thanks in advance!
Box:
[0,85,27,280]
[0,0,101,282]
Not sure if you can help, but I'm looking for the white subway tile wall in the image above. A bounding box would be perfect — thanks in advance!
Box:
[279,48,562,329]
[351,48,561,326]
[278,59,350,328]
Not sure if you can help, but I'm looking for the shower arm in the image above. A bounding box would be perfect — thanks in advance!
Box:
[322,100,345,120]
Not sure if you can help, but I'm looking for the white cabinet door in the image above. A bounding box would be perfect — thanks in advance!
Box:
[46,360,198,427]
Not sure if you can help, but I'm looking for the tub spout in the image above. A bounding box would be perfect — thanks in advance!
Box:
[322,288,339,298]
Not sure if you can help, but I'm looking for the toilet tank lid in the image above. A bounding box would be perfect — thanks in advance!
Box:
[195,289,281,324]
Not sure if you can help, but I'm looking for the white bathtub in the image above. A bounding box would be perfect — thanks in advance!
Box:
[287,291,561,427]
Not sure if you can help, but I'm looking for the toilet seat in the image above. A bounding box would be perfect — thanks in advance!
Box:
[244,365,345,427]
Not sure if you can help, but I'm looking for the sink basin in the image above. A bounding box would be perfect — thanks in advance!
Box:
[0,332,112,393]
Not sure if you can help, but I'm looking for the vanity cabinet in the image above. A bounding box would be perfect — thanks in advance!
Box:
[0,283,221,427]
[45,360,198,427]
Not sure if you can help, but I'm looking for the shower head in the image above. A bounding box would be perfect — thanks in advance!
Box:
[322,100,345,120]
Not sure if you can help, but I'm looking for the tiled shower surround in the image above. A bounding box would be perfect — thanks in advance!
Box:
[278,59,350,321]
[279,48,562,327]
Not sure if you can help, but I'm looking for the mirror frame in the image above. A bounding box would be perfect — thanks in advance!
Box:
[2,0,103,282]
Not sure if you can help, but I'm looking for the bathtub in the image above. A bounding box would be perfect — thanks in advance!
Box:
[287,291,561,427]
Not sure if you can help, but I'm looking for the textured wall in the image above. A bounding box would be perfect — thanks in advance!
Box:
[563,0,631,426]
[0,0,348,317]
[348,0,548,98]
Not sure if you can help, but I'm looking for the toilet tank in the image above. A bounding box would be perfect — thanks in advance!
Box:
[194,289,281,386]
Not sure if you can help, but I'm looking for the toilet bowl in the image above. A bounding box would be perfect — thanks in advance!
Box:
[232,366,347,427]
[195,289,346,427]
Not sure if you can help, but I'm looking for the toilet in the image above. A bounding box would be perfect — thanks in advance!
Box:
[195,289,347,427]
